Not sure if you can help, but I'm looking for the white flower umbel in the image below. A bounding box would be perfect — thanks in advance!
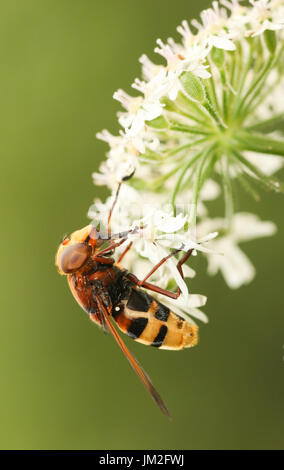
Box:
[95,0,284,202]
[197,213,277,288]
[89,0,284,325]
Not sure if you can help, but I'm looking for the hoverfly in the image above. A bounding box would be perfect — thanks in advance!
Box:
[56,182,198,418]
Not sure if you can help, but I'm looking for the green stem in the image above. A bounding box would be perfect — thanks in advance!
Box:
[229,51,236,89]
[236,53,276,118]
[170,102,212,128]
[253,36,265,74]
[244,114,284,133]
[206,59,222,115]
[202,89,226,130]
[232,41,254,115]
[227,55,238,113]
[232,149,284,193]
[171,149,205,212]
[151,162,185,190]
[233,41,244,91]
[234,165,260,201]
[242,45,283,117]
[246,72,281,118]
[165,137,210,157]
[169,123,212,135]
[199,152,217,189]
[235,131,284,157]
[221,155,234,225]
[220,69,228,123]
[208,67,221,115]
[177,92,214,124]
[189,145,216,225]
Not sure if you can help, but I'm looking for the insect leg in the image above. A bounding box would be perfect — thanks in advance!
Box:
[136,249,181,285]
[127,248,193,300]
[94,238,127,257]
[127,274,180,299]
[176,248,193,277]
[117,241,133,263]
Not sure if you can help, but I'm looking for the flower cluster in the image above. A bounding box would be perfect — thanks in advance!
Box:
[89,0,284,324]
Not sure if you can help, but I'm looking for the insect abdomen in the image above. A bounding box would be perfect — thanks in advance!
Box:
[112,287,198,350]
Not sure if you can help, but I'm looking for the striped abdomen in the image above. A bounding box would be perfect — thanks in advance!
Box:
[112,287,198,350]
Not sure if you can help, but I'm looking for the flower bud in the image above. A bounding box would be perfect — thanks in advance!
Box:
[179,71,206,103]
[211,46,225,67]
[264,30,276,54]
[146,115,168,129]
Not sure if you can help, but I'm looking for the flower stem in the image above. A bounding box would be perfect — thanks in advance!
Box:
[208,67,221,114]
[232,41,254,115]
[221,155,234,225]
[189,144,216,225]
[151,162,185,190]
[235,131,284,157]
[169,123,213,135]
[241,45,284,117]
[177,92,215,125]
[220,69,228,122]
[234,53,274,118]
[165,137,211,157]
[203,84,227,129]
[199,152,216,189]
[235,169,260,201]
[232,149,284,193]
[244,114,284,133]
[171,102,212,128]
[171,149,205,213]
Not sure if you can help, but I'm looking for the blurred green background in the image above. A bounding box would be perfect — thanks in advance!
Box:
[1,0,283,450]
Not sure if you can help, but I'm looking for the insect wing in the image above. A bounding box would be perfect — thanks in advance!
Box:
[95,296,171,419]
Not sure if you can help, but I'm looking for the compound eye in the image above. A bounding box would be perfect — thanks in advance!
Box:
[60,243,91,273]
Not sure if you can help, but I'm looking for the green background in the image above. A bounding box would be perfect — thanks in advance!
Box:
[1,0,283,450]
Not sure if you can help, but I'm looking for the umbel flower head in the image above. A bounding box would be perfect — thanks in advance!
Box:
[90,0,284,321]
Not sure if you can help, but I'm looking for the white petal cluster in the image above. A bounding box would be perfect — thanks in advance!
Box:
[197,213,277,288]
[89,0,284,323]
[94,0,284,188]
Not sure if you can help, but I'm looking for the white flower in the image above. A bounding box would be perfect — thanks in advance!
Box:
[197,213,277,288]
[95,0,284,192]
[154,38,182,71]
[247,0,284,36]
[226,150,284,180]
[191,1,237,50]
[91,0,284,329]
[92,161,118,188]
[113,89,144,129]
[179,43,212,78]
[177,20,195,49]
[132,69,169,104]
[244,151,284,176]
[200,179,221,200]
[139,54,164,81]
[156,292,208,325]
[92,147,136,188]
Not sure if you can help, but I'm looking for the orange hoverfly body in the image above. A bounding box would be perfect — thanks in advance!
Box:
[56,219,198,417]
